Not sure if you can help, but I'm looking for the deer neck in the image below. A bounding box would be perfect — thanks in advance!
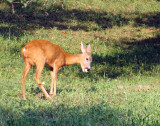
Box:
[64,53,82,66]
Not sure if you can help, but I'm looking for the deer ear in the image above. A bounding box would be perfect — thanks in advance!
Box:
[87,44,91,54]
[81,41,86,53]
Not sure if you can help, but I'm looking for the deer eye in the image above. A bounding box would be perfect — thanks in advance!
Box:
[86,58,89,61]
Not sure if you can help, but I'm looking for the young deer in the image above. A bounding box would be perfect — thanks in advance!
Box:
[21,40,92,100]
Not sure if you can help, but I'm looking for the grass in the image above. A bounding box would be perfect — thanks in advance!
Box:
[0,0,160,125]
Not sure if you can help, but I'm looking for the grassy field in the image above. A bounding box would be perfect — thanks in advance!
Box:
[0,0,160,125]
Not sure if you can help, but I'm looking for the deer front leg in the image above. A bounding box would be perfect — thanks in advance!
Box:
[50,66,58,96]
[35,63,50,99]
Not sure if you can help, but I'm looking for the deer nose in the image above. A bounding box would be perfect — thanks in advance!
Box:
[87,68,90,71]
[84,67,90,72]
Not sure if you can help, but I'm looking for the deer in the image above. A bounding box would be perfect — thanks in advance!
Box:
[21,39,92,100]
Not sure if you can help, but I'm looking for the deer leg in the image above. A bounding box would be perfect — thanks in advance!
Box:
[34,62,50,99]
[49,67,54,95]
[50,66,58,96]
[22,62,31,100]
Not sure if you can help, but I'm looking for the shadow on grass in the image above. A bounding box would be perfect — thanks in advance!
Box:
[0,2,159,40]
[134,12,160,28]
[0,100,159,125]
[0,2,129,39]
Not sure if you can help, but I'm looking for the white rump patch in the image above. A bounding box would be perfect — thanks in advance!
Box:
[23,48,26,52]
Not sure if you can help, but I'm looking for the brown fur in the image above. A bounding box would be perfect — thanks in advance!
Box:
[21,39,92,100]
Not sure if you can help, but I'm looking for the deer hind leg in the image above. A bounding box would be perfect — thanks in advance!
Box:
[34,61,50,99]
[50,66,58,96]
[22,61,31,100]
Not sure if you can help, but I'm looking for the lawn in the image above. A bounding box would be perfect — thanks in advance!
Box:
[0,0,160,125]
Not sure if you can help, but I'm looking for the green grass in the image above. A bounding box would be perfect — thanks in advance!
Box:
[0,0,160,125]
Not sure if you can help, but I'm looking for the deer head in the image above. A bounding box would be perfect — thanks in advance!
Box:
[80,42,92,72]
